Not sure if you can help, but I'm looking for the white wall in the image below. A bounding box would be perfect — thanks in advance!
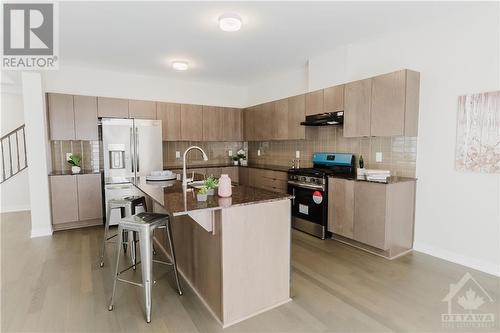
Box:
[249,4,500,276]
[0,72,31,213]
[43,65,248,108]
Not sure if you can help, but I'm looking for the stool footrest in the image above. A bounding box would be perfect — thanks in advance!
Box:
[117,277,143,288]
[118,261,142,275]
[153,259,173,266]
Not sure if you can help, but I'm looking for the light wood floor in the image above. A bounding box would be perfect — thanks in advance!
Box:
[2,211,499,332]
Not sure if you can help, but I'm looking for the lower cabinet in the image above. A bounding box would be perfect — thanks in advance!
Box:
[245,168,288,193]
[327,178,354,239]
[50,173,103,230]
[327,177,416,258]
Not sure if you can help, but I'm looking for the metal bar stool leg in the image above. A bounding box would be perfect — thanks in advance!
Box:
[166,218,183,295]
[139,229,153,323]
[131,231,137,270]
[108,225,123,311]
[100,204,112,267]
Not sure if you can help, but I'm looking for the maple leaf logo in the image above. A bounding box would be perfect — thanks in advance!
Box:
[457,288,485,310]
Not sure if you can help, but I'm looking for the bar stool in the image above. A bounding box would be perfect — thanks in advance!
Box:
[108,212,182,323]
[99,196,147,268]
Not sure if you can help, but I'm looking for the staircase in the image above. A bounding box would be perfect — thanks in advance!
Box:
[0,125,27,184]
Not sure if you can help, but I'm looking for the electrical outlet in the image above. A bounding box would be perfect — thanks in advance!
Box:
[295,150,300,158]
[376,152,383,162]
[66,153,72,161]
[257,149,261,156]
[228,150,233,157]
[175,151,181,159]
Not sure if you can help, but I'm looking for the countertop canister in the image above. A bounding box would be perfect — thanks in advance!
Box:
[218,174,232,197]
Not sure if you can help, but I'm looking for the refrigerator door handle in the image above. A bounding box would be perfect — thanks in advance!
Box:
[135,127,140,173]
[130,127,134,172]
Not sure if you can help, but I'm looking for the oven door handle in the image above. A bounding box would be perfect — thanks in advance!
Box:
[287,181,325,191]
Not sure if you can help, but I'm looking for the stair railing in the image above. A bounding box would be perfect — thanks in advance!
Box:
[0,124,28,183]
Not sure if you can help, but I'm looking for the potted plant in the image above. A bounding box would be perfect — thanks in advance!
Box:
[68,154,82,174]
[197,186,208,202]
[204,176,218,195]
[232,155,239,166]
[237,149,247,166]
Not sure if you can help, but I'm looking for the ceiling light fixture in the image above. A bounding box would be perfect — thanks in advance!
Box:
[172,61,189,71]
[218,13,242,32]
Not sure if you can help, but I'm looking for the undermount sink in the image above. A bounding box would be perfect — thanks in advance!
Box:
[188,180,206,189]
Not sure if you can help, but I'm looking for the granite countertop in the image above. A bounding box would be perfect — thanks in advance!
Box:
[328,174,417,184]
[132,176,293,216]
[49,170,101,176]
[164,163,290,173]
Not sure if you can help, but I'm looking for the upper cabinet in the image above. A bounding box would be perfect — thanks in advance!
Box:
[180,104,203,141]
[74,95,98,140]
[97,97,129,118]
[287,94,306,140]
[371,69,419,136]
[157,102,181,141]
[203,106,224,141]
[274,98,289,140]
[48,93,98,140]
[344,78,372,137]
[48,93,75,140]
[324,84,344,113]
[222,108,243,141]
[305,89,324,116]
[129,100,156,119]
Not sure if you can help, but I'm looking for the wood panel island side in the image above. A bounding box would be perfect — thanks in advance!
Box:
[132,177,293,327]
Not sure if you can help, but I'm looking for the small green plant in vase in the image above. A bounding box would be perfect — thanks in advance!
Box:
[197,186,208,202]
[68,154,82,174]
[232,155,239,166]
[204,176,218,195]
[237,149,247,166]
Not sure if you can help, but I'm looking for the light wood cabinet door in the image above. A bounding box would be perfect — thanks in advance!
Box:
[48,93,75,140]
[344,78,372,137]
[258,102,275,141]
[324,84,344,112]
[180,104,203,141]
[157,102,181,141]
[50,175,79,224]
[73,95,98,140]
[77,174,102,221]
[328,178,354,238]
[370,70,406,136]
[274,98,289,140]
[305,89,323,115]
[238,167,249,185]
[221,166,239,183]
[222,108,242,141]
[403,70,420,136]
[353,181,388,250]
[288,94,306,140]
[128,100,156,119]
[244,106,259,141]
[97,97,129,118]
[203,106,224,141]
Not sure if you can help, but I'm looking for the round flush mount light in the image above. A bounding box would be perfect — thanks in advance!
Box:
[218,13,242,32]
[172,61,189,71]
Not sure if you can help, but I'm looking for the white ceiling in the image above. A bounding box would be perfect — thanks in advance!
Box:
[60,1,479,85]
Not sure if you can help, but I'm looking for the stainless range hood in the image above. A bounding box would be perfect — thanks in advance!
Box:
[300,111,344,126]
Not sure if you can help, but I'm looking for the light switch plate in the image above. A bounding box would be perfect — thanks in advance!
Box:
[175,151,181,159]
[295,150,300,158]
[228,150,233,157]
[257,149,261,156]
[376,152,383,162]
[66,153,72,161]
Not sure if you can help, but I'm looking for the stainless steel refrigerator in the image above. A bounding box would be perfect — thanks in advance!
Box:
[102,118,162,225]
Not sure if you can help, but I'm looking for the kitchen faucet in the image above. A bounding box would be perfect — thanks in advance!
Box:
[182,146,208,187]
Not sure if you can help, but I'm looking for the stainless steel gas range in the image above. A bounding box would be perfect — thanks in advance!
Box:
[287,153,355,239]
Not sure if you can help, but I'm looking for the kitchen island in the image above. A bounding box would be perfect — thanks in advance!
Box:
[132,177,293,327]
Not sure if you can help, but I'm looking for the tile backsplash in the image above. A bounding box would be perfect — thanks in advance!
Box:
[248,127,417,177]
[51,140,100,172]
[163,141,246,168]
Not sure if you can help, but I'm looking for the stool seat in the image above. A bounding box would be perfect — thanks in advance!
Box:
[121,212,168,225]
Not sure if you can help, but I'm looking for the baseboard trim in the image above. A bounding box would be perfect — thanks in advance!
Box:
[30,226,53,238]
[0,205,30,213]
[413,242,500,277]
